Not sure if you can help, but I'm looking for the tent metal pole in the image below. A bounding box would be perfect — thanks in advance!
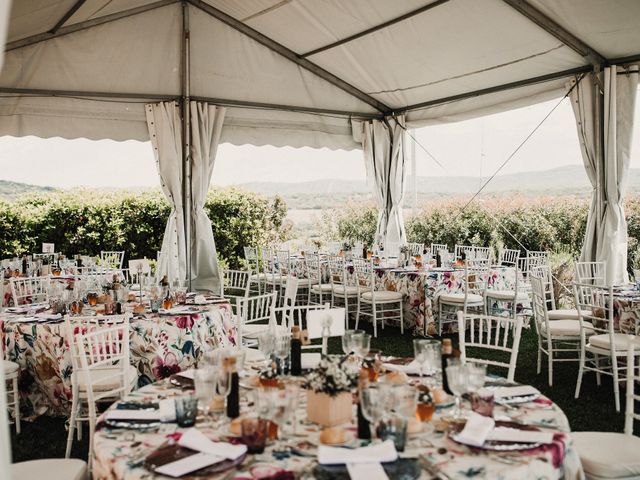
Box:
[186,0,392,115]
[501,0,605,68]
[49,0,87,34]
[300,0,449,58]
[401,65,592,113]
[181,1,192,291]
[6,0,180,52]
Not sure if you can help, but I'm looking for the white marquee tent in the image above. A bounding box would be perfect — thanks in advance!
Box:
[0,0,639,287]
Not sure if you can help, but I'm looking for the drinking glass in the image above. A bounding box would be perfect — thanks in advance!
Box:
[258,331,276,366]
[351,333,371,364]
[274,333,291,375]
[445,364,468,419]
[194,368,216,424]
[341,329,364,355]
[361,383,390,437]
[377,415,408,452]
[466,363,487,394]
[241,417,269,453]
[413,339,429,381]
[175,395,198,427]
[389,385,418,419]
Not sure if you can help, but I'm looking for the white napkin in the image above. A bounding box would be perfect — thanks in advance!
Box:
[455,412,495,447]
[105,399,176,422]
[486,427,554,444]
[492,385,539,399]
[347,463,389,480]
[302,353,321,370]
[318,440,397,465]
[179,428,247,460]
[155,452,224,478]
[194,295,208,305]
[382,360,422,376]
[35,313,62,322]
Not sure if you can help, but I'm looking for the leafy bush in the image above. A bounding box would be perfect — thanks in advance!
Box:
[0,188,288,269]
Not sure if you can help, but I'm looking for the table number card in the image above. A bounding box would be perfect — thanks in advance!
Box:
[42,243,55,253]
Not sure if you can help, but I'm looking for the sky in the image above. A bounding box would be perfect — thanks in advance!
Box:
[0,94,639,189]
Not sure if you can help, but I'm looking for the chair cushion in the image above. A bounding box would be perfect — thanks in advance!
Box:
[547,308,591,321]
[332,285,363,296]
[2,360,19,376]
[541,319,592,337]
[243,324,288,339]
[589,333,640,351]
[485,290,529,301]
[439,293,483,304]
[77,365,137,392]
[573,432,640,479]
[361,290,403,301]
[12,459,87,480]
[250,273,280,281]
[311,284,333,293]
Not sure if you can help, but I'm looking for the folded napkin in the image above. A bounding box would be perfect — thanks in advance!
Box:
[346,463,389,480]
[455,412,495,447]
[179,428,247,460]
[318,440,397,465]
[193,295,208,305]
[155,452,224,478]
[301,353,321,370]
[382,359,422,376]
[486,427,554,444]
[105,399,176,422]
[492,385,539,399]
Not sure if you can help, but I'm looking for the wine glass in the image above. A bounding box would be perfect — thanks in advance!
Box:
[445,364,468,419]
[390,384,418,419]
[351,333,371,365]
[258,331,276,366]
[342,329,364,355]
[413,339,429,381]
[361,383,390,437]
[194,367,216,425]
[274,333,291,375]
[466,363,487,394]
[213,369,232,425]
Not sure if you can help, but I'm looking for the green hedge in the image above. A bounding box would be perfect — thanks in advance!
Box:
[317,195,640,271]
[0,188,289,268]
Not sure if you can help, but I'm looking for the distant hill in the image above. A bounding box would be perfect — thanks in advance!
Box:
[237,165,640,209]
[0,180,54,200]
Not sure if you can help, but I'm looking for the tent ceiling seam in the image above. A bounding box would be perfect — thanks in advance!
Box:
[186,0,392,115]
[5,0,180,52]
[300,0,449,58]
[501,0,605,67]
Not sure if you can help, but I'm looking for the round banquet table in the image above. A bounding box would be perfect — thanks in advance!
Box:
[0,301,237,418]
[92,373,583,480]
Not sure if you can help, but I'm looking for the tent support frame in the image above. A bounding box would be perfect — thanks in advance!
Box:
[49,0,87,34]
[181,1,192,291]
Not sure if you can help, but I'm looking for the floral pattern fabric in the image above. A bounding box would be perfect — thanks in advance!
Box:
[92,377,583,480]
[0,303,235,418]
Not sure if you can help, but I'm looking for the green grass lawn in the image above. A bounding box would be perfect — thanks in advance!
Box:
[9,324,630,463]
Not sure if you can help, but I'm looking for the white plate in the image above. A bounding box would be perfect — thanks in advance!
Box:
[449,431,542,451]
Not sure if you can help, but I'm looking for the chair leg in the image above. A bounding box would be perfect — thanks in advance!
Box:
[66,389,78,458]
[575,349,585,399]
[355,298,361,330]
[399,300,404,335]
[612,355,621,412]
[595,354,601,386]
[12,376,20,434]
[536,335,542,375]
[344,296,350,330]
[547,338,553,387]
[372,302,378,338]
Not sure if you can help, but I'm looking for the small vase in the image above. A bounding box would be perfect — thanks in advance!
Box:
[306,390,353,427]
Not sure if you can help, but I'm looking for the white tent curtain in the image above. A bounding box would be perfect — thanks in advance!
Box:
[570,66,639,284]
[145,102,186,284]
[189,102,226,293]
[352,115,407,254]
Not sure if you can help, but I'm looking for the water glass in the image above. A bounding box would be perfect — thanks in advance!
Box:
[149,298,161,313]
[341,329,364,355]
[351,333,371,362]
[361,383,390,432]
[466,363,487,394]
[175,395,198,427]
[241,417,269,453]
[445,364,468,419]
[194,368,216,421]
[377,415,408,452]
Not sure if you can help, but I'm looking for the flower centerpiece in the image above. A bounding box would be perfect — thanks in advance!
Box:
[304,355,359,426]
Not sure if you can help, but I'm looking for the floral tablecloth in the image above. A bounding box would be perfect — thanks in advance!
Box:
[0,303,236,418]
[611,294,640,334]
[92,376,583,480]
[365,266,526,336]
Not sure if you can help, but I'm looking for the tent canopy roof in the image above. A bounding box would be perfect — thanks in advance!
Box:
[1,0,639,148]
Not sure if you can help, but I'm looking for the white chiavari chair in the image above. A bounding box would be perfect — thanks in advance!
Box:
[457,311,524,383]
[525,250,550,274]
[2,359,19,434]
[574,261,606,285]
[100,251,125,269]
[221,269,250,309]
[572,338,640,479]
[484,262,529,320]
[474,246,492,261]
[235,292,277,347]
[10,276,50,306]
[454,244,475,260]
[431,243,448,257]
[1,364,87,480]
[65,314,136,464]
[531,265,589,321]
[530,275,586,386]
[327,255,359,329]
[498,248,520,267]
[244,246,262,295]
[406,243,424,256]
[573,283,640,411]
[437,263,487,336]
[309,252,332,306]
[355,258,403,337]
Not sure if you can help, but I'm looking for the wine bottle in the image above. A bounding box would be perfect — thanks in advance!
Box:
[290,326,302,376]
[225,356,240,419]
[441,338,453,395]
[357,370,371,440]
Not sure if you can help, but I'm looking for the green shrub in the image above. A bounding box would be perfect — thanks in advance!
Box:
[0,188,288,269]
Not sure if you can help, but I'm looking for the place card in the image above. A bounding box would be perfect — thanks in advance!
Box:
[347,462,389,480]
[154,452,224,477]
